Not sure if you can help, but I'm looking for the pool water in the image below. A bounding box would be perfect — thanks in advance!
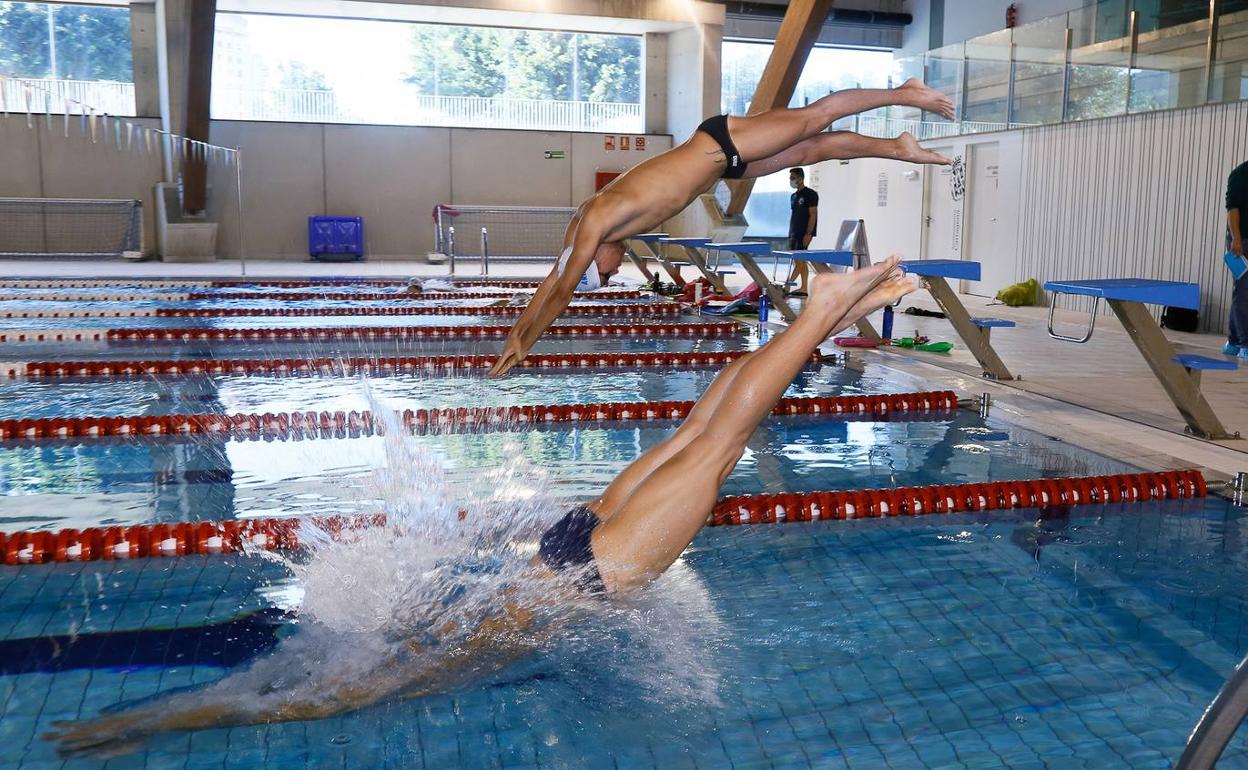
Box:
[0,286,1245,769]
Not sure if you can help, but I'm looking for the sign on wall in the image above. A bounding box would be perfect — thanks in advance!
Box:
[604,136,615,151]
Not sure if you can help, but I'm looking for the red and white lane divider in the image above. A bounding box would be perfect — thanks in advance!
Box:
[0,322,734,346]
[0,293,191,303]
[0,471,1206,565]
[1,309,157,319]
[0,303,677,320]
[185,290,643,301]
[712,470,1206,525]
[208,279,546,289]
[4,351,793,379]
[99,322,736,344]
[151,303,679,319]
[0,281,209,290]
[0,391,957,442]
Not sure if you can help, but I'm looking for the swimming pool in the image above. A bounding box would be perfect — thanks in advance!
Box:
[0,282,1244,769]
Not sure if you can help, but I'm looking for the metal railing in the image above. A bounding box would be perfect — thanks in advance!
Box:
[0,78,136,117]
[211,87,642,132]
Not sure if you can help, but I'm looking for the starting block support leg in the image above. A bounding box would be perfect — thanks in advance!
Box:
[676,245,729,295]
[628,239,685,287]
[1108,299,1232,439]
[923,275,1015,381]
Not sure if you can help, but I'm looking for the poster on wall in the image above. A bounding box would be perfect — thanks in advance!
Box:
[635,136,646,151]
[620,136,631,151]
[604,136,615,151]
[949,154,965,254]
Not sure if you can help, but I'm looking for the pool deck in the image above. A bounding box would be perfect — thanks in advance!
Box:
[3,256,1247,483]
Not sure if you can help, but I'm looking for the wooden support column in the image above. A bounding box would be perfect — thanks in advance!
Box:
[183,0,217,214]
[725,0,833,217]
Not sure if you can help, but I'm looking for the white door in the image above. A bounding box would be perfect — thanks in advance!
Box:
[966,142,1005,298]
[920,146,962,264]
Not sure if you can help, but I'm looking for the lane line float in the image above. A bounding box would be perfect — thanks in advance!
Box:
[0,471,1205,565]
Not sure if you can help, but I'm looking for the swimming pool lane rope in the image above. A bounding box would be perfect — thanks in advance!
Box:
[0,470,1207,566]
[0,321,734,345]
[0,391,958,443]
[3,351,794,379]
[0,303,679,320]
[0,290,638,303]
[0,278,546,290]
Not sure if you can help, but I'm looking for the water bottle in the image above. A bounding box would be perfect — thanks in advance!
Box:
[758,293,770,323]
[882,305,894,340]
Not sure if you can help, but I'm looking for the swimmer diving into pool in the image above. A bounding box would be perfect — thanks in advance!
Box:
[487,78,953,376]
[48,259,914,758]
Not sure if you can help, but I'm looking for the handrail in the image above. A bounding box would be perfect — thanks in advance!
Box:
[1046,291,1099,343]
[1176,651,1248,770]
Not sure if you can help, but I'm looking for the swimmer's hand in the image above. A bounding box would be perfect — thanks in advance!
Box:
[489,337,528,378]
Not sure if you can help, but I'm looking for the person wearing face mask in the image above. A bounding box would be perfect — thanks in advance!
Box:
[784,167,819,297]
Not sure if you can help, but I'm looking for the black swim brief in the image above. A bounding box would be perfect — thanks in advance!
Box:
[697,114,747,179]
[538,505,606,593]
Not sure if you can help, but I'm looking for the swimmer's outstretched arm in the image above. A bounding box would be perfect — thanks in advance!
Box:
[490,215,606,377]
[47,599,544,758]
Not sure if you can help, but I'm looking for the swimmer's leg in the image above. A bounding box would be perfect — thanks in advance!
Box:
[591,353,753,520]
[725,79,954,164]
[591,259,915,592]
[740,132,950,181]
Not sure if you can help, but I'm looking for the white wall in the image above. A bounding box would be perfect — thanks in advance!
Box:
[806,158,926,260]
[202,121,673,259]
[0,114,165,251]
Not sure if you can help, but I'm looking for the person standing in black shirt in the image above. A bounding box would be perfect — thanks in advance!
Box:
[1226,160,1248,359]
[785,167,819,297]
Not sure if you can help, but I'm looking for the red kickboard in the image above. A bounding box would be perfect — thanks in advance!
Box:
[833,336,882,348]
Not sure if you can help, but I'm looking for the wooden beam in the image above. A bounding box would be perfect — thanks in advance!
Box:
[726,0,833,217]
[183,0,217,214]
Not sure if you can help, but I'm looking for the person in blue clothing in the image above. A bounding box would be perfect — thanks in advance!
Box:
[1224,159,1248,360]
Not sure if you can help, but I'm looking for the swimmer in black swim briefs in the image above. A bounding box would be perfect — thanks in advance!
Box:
[532,258,913,593]
[491,78,955,377]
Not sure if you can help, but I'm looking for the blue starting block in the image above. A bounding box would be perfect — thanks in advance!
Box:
[633,233,668,243]
[1044,278,1201,310]
[1044,277,1234,439]
[775,250,855,267]
[970,318,1017,329]
[1173,354,1238,371]
[901,259,982,282]
[659,237,712,247]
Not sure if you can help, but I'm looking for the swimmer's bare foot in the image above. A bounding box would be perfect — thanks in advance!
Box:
[807,256,902,323]
[892,132,951,166]
[46,715,146,758]
[897,77,955,120]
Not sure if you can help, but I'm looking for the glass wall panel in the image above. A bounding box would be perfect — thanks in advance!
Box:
[1011,15,1068,126]
[1129,9,1209,112]
[1211,1,1248,103]
[212,13,642,132]
[964,29,1012,131]
[924,43,964,136]
[1067,3,1131,120]
[0,1,134,116]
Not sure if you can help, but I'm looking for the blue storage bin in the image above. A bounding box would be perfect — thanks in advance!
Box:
[308,216,365,261]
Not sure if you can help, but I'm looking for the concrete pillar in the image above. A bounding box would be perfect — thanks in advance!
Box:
[644,32,668,135]
[129,1,160,118]
[665,23,722,140]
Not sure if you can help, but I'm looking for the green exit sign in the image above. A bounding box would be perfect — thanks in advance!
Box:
[544,150,566,159]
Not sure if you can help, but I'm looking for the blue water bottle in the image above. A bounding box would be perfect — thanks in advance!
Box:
[758,293,770,323]
[882,304,894,340]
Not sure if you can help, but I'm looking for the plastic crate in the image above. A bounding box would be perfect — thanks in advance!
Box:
[308,216,364,261]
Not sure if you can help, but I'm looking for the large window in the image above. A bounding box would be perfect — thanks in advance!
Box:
[212,13,643,132]
[721,42,894,237]
[0,1,134,115]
